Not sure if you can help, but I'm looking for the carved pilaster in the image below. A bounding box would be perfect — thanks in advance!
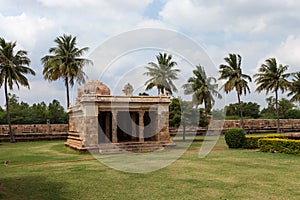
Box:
[139,111,145,142]
[112,110,118,143]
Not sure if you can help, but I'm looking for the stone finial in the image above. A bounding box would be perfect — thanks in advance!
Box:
[122,83,133,96]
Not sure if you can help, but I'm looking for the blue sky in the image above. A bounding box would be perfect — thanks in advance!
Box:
[1,0,300,110]
[143,0,165,19]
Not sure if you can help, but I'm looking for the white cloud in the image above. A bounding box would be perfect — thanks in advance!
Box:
[38,0,152,10]
[37,0,100,7]
[159,0,300,36]
[136,19,168,29]
[271,35,300,70]
[0,12,54,49]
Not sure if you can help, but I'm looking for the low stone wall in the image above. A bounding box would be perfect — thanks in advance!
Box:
[0,124,68,134]
[0,124,68,142]
[224,119,300,133]
[170,119,300,135]
[2,119,300,141]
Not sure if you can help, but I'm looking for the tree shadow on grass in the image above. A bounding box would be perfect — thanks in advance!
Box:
[0,176,68,200]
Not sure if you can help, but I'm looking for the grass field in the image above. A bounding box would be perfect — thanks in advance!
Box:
[0,137,300,200]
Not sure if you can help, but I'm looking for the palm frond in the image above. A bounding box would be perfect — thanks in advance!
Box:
[144,52,180,95]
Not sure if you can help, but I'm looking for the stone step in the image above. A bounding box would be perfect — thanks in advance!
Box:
[98,142,166,153]
[67,135,82,141]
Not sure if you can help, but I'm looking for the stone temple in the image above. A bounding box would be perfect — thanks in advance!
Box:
[65,80,174,152]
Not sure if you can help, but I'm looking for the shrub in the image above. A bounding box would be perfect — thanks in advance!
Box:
[265,134,287,139]
[243,136,265,149]
[258,138,300,155]
[224,128,245,148]
[243,134,287,149]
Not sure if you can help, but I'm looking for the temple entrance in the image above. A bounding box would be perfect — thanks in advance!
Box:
[98,111,112,143]
[144,111,157,141]
[98,110,158,144]
[117,111,139,142]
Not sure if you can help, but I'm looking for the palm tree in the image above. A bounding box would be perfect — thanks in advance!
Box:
[144,52,180,95]
[182,65,222,117]
[41,34,92,108]
[0,38,36,142]
[254,58,290,133]
[288,72,300,103]
[219,54,252,129]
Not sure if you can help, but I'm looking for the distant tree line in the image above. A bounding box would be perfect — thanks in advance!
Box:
[0,94,67,124]
[218,97,300,120]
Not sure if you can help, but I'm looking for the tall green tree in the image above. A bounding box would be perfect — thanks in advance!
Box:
[219,53,251,129]
[288,72,300,103]
[226,102,260,119]
[260,97,296,119]
[0,37,36,142]
[30,102,47,124]
[41,34,92,108]
[260,96,276,119]
[48,99,68,124]
[254,58,291,133]
[169,98,198,141]
[180,100,198,141]
[182,65,222,117]
[144,52,180,95]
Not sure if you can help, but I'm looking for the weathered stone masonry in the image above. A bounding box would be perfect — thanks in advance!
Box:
[65,80,173,151]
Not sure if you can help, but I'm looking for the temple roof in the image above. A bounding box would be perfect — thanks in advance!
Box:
[76,80,110,103]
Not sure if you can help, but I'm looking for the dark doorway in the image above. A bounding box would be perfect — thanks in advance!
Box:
[98,111,112,143]
[144,111,157,141]
[117,111,133,142]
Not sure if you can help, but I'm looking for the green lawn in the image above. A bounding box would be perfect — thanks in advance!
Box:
[0,137,300,200]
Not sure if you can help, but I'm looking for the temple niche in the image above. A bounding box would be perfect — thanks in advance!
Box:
[65,80,174,152]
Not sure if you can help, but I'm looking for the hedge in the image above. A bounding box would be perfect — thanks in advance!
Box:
[258,138,300,155]
[224,128,245,148]
[243,134,287,149]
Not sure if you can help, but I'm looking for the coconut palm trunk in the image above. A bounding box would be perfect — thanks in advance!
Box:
[204,106,208,118]
[275,90,280,133]
[237,92,245,129]
[4,77,15,143]
[65,77,70,109]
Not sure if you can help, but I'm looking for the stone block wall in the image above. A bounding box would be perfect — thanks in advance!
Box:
[224,119,300,131]
[170,119,300,135]
[0,124,68,142]
[0,124,68,135]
